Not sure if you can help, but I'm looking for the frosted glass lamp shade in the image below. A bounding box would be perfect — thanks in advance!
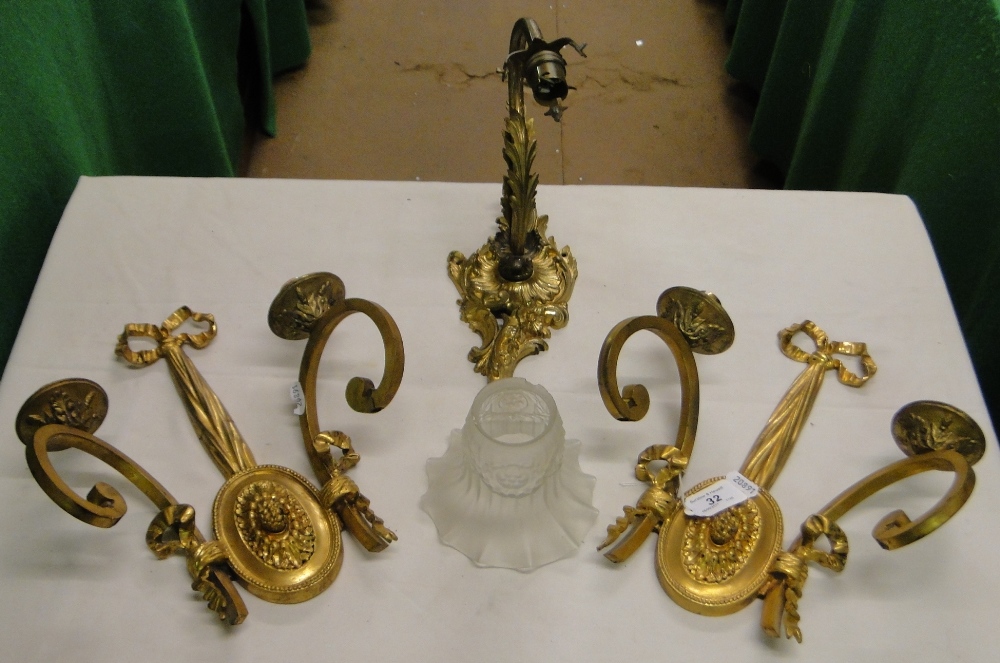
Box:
[421,378,598,571]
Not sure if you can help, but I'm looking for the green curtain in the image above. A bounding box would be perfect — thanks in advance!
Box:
[0,1,310,379]
[726,0,1000,426]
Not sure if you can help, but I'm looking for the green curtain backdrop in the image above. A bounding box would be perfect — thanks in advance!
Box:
[726,0,1000,426]
[0,1,310,379]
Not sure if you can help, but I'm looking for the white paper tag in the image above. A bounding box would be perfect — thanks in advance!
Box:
[683,471,760,518]
[290,382,306,416]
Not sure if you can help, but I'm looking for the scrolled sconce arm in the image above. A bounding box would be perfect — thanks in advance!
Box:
[595,318,699,562]
[597,314,700,456]
[269,273,404,551]
[26,423,160,528]
[596,288,735,562]
[761,447,977,642]
[300,296,404,424]
[17,380,246,624]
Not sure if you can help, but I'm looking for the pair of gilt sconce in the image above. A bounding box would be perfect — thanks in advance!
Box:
[17,14,590,621]
[15,17,988,643]
[443,21,985,632]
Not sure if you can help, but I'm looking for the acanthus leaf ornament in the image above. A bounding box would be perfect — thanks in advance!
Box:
[436,21,598,568]
[449,17,585,381]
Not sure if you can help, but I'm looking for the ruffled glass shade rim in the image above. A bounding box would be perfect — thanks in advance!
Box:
[421,430,598,572]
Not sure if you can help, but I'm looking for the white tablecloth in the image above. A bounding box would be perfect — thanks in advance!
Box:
[0,176,995,661]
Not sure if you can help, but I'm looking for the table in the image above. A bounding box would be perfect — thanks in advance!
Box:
[724,0,1000,425]
[0,177,995,661]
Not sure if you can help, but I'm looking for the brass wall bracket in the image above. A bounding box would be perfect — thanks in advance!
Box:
[448,17,585,381]
[19,276,405,622]
[653,320,877,617]
[15,378,248,625]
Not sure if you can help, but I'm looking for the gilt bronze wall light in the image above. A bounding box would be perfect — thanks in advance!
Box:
[448,17,586,381]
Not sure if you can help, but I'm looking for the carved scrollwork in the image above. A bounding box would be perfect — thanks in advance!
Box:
[448,229,576,381]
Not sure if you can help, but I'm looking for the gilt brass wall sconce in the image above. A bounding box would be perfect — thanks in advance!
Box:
[598,305,984,642]
[448,17,586,381]
[14,273,404,624]
[431,18,595,566]
[18,276,402,622]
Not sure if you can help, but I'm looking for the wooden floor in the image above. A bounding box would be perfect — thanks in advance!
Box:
[247,0,776,189]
